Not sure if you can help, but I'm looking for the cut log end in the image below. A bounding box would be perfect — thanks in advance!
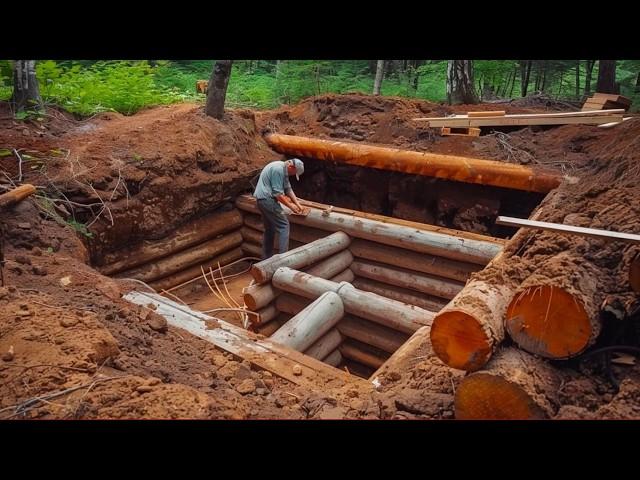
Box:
[430,310,492,371]
[250,263,268,284]
[506,285,592,359]
[454,373,546,420]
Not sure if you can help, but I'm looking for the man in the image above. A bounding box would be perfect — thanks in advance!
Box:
[253,158,306,259]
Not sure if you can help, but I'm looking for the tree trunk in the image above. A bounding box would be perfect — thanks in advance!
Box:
[446,60,478,105]
[205,60,233,119]
[596,60,617,94]
[575,60,581,98]
[635,72,640,94]
[584,60,595,96]
[11,60,41,113]
[373,60,385,95]
[520,60,532,97]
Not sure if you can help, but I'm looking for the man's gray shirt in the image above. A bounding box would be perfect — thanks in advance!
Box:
[253,161,292,200]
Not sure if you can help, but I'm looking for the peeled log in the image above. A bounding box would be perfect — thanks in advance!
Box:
[304,328,343,360]
[264,133,561,193]
[430,281,513,371]
[505,251,600,359]
[241,242,263,258]
[0,184,36,210]
[352,277,448,312]
[455,348,562,419]
[255,314,290,337]
[149,247,243,291]
[351,259,464,300]
[305,249,353,278]
[271,291,344,351]
[330,268,355,283]
[255,303,278,325]
[236,195,500,265]
[322,350,343,367]
[251,231,350,284]
[275,293,310,316]
[340,340,389,370]
[337,315,409,354]
[273,267,433,334]
[242,251,352,311]
[100,209,242,275]
[350,238,480,283]
[117,231,243,283]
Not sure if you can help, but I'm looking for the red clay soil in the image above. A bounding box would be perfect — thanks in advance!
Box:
[2,94,640,419]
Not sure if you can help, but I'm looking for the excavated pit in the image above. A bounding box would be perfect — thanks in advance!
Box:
[98,160,539,380]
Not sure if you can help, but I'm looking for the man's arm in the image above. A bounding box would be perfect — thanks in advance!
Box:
[286,189,304,212]
[275,193,301,213]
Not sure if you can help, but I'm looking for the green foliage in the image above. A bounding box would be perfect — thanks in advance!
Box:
[66,219,93,238]
[1,60,639,115]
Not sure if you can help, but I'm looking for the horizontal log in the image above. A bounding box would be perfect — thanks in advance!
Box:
[350,238,480,283]
[351,259,464,300]
[264,133,562,193]
[322,349,343,367]
[352,277,448,312]
[242,250,352,311]
[337,315,409,354]
[304,329,343,360]
[251,231,350,284]
[339,340,389,370]
[237,195,501,265]
[272,268,433,334]
[255,303,278,325]
[243,214,329,244]
[240,226,263,245]
[455,348,562,419]
[330,268,355,283]
[241,242,263,258]
[254,313,291,337]
[116,231,243,283]
[631,252,640,294]
[0,184,36,210]
[149,247,243,292]
[271,291,344,352]
[275,293,310,316]
[100,209,243,275]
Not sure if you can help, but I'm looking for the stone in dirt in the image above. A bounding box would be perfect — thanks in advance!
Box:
[2,346,15,362]
[292,364,302,376]
[60,317,79,328]
[236,379,256,395]
[14,255,31,265]
[147,312,168,333]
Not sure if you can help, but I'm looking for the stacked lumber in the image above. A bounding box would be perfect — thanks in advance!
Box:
[414,109,625,128]
[582,92,632,112]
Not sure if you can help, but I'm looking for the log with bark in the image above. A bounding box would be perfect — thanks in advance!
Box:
[0,184,36,210]
[454,348,562,419]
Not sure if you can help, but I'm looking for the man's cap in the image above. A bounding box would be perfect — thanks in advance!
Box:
[291,158,304,181]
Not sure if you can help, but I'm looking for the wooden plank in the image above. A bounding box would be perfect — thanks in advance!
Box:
[123,291,370,390]
[422,113,624,128]
[598,117,632,129]
[496,216,640,244]
[467,110,505,117]
[441,127,481,137]
[416,109,625,121]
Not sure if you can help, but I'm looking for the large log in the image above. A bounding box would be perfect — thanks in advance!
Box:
[255,303,278,325]
[242,251,352,311]
[337,315,409,354]
[273,267,433,334]
[240,226,264,245]
[116,231,243,283]
[454,348,562,419]
[236,195,501,265]
[149,247,243,291]
[351,259,464,300]
[251,231,351,284]
[330,268,355,283]
[304,328,343,360]
[0,184,36,210]
[339,340,389,370]
[350,238,480,283]
[352,277,448,312]
[241,242,263,258]
[264,133,561,193]
[270,291,344,351]
[276,294,411,355]
[505,251,600,359]
[255,313,290,337]
[630,252,640,294]
[430,281,513,371]
[100,209,243,275]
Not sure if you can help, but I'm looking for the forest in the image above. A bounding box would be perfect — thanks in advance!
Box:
[2,60,639,116]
